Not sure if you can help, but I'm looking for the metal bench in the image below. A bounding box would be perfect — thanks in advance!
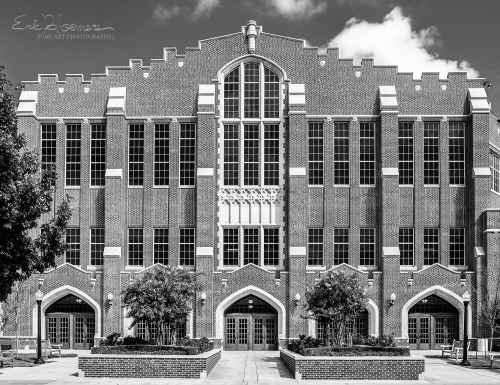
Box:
[489,352,500,369]
[42,339,62,358]
[441,340,470,362]
[0,349,14,368]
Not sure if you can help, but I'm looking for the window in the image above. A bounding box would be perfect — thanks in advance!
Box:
[424,122,439,185]
[264,125,279,186]
[399,228,414,266]
[90,124,106,187]
[179,228,195,266]
[66,124,81,186]
[308,228,324,266]
[244,124,259,185]
[424,228,439,265]
[128,228,143,266]
[224,125,239,186]
[243,228,259,265]
[360,228,375,266]
[449,121,465,185]
[223,228,239,266]
[308,122,324,185]
[41,123,56,176]
[224,61,280,119]
[154,124,169,186]
[179,123,196,187]
[333,228,349,265]
[129,124,144,186]
[334,122,349,185]
[65,228,80,265]
[263,228,279,266]
[398,122,414,185]
[491,151,500,193]
[136,320,186,344]
[450,228,465,265]
[360,122,375,185]
[154,228,169,265]
[90,228,104,266]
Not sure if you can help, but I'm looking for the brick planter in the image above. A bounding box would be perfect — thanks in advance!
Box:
[280,349,425,381]
[78,348,221,378]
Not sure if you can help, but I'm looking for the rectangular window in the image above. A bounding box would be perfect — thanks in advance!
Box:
[334,122,350,185]
[360,122,375,185]
[128,124,144,186]
[65,228,80,265]
[333,228,349,265]
[224,124,239,186]
[399,122,414,185]
[264,228,279,266]
[154,123,169,186]
[450,228,465,265]
[41,123,56,176]
[264,124,279,186]
[90,124,106,187]
[179,228,195,266]
[360,228,375,266]
[264,67,279,118]
[490,151,500,193]
[424,122,440,185]
[65,124,81,186]
[154,228,169,265]
[224,67,239,118]
[223,228,239,266]
[90,228,104,266]
[243,228,259,265]
[179,123,196,187]
[308,122,324,185]
[128,228,143,266]
[244,124,259,185]
[399,228,414,266]
[449,121,465,185]
[308,228,324,266]
[244,62,260,118]
[424,228,439,265]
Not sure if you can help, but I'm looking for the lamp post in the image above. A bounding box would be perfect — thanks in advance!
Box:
[34,289,45,364]
[460,291,471,366]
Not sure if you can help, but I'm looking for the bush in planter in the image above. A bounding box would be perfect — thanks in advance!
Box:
[91,345,202,355]
[352,333,396,347]
[122,335,149,346]
[176,336,212,352]
[101,332,122,346]
[288,335,322,355]
[301,346,410,357]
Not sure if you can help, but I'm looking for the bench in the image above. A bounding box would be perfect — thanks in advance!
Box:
[42,339,62,358]
[489,352,500,369]
[0,349,14,368]
[441,340,470,362]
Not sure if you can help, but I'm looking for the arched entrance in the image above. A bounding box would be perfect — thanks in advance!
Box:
[224,295,278,351]
[45,294,95,350]
[408,295,459,350]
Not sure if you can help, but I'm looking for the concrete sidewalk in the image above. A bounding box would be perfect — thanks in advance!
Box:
[0,349,499,384]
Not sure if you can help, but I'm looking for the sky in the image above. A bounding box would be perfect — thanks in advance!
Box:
[1,0,499,113]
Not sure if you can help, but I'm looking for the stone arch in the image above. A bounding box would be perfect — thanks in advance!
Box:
[217,54,289,81]
[401,285,471,340]
[308,298,380,337]
[32,285,101,339]
[215,286,286,340]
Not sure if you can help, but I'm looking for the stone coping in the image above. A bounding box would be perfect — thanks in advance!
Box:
[281,348,420,360]
[81,348,221,359]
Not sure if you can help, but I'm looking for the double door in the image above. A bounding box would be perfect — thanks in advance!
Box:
[409,315,458,350]
[225,315,276,350]
[46,314,95,350]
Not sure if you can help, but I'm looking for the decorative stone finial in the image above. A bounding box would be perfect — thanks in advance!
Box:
[246,20,257,54]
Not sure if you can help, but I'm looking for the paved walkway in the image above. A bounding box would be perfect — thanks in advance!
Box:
[1,349,500,384]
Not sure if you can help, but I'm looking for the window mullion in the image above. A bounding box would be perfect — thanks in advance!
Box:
[239,62,244,120]
[260,62,264,119]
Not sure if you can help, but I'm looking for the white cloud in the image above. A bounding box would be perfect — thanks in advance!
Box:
[153,3,183,21]
[193,0,220,19]
[265,0,327,19]
[328,7,479,79]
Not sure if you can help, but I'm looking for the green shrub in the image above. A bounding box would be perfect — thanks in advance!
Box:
[122,335,149,346]
[288,335,322,355]
[301,346,410,357]
[101,332,122,346]
[176,336,212,352]
[352,333,396,347]
[91,345,202,355]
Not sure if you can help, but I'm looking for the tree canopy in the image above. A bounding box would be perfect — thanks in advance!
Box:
[0,66,71,301]
[304,270,367,346]
[122,266,202,344]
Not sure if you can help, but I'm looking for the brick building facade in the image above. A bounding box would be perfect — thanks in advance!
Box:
[3,21,500,350]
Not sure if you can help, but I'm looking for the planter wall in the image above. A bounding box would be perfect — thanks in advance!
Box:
[78,348,221,378]
[280,349,425,381]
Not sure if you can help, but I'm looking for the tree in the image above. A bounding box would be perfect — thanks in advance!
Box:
[0,280,35,356]
[122,266,202,345]
[304,270,367,346]
[478,269,500,352]
[0,65,72,301]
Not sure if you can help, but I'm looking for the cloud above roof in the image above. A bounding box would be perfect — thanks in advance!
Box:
[264,0,327,18]
[328,7,479,79]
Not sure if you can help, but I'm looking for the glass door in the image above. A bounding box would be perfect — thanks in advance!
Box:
[225,316,250,351]
[408,316,430,349]
[253,316,276,350]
